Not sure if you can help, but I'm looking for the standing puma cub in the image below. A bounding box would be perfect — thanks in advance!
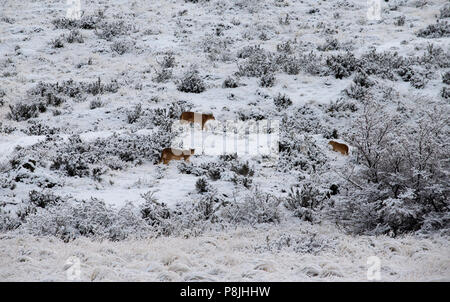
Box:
[180,112,215,130]
[159,148,195,165]
[328,141,349,156]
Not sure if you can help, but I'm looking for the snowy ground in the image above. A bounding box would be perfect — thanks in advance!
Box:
[1,221,449,282]
[0,0,449,281]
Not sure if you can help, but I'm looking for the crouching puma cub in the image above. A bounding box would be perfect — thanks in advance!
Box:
[180,112,215,130]
[328,140,349,156]
[159,148,195,165]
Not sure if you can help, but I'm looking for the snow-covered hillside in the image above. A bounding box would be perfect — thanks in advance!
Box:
[0,0,449,281]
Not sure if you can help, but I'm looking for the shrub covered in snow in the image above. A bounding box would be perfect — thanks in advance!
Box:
[89,98,103,109]
[0,57,16,77]
[8,102,41,121]
[66,29,84,43]
[0,208,20,232]
[202,34,233,62]
[196,177,211,193]
[110,38,135,55]
[26,120,59,135]
[441,87,449,99]
[222,76,240,88]
[283,182,331,222]
[28,190,64,209]
[278,133,328,174]
[419,44,449,69]
[126,103,142,124]
[237,45,264,59]
[277,104,332,173]
[344,71,375,100]
[158,52,176,68]
[359,49,406,80]
[442,71,450,85]
[153,68,173,83]
[0,88,5,106]
[276,40,294,54]
[139,191,223,237]
[440,3,450,19]
[297,51,326,76]
[273,93,292,109]
[178,155,255,189]
[394,16,405,26]
[397,65,432,89]
[221,189,282,225]
[95,20,135,41]
[136,100,192,130]
[259,72,275,87]
[277,54,301,75]
[326,52,358,79]
[177,70,206,93]
[50,37,64,48]
[27,78,119,106]
[237,50,277,77]
[416,20,450,38]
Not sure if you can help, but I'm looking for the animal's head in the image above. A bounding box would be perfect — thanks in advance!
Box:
[190,149,195,155]
[207,114,215,120]
[328,141,337,147]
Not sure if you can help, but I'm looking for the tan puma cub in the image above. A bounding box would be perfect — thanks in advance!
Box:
[180,112,215,130]
[328,141,349,156]
[159,148,195,165]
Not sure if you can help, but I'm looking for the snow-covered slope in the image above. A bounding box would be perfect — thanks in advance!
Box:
[0,0,449,281]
